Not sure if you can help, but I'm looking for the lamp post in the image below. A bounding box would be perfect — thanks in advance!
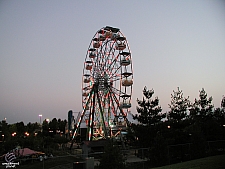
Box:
[39,114,42,125]
[39,114,43,133]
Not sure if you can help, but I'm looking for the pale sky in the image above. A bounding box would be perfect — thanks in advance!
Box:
[0,0,225,124]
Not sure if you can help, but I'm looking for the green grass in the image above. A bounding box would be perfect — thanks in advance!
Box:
[152,154,225,169]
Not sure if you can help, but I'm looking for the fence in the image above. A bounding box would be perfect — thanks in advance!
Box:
[167,140,225,164]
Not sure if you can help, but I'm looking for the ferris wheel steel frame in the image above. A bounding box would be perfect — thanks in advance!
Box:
[72,26,133,142]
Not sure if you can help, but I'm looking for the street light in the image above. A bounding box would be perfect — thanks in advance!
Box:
[12,132,16,136]
[39,114,42,124]
[25,132,29,137]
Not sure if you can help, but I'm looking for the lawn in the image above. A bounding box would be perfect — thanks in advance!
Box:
[153,154,225,169]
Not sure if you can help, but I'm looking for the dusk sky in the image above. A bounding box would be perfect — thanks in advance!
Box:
[1,0,225,124]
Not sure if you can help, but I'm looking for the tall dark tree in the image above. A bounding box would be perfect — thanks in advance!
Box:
[42,120,49,136]
[167,87,190,122]
[189,88,214,121]
[27,122,39,134]
[213,106,225,126]
[58,119,67,134]
[49,118,58,134]
[212,96,225,140]
[221,95,225,111]
[132,87,165,148]
[189,89,215,142]
[134,86,165,126]
[220,95,225,124]
[16,121,25,136]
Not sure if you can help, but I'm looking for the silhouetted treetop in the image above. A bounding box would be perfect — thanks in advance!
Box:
[167,87,190,122]
[134,86,165,126]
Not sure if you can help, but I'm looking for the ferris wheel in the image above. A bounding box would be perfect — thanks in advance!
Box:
[72,26,133,142]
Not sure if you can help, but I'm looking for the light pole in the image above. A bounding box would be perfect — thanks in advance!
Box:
[39,114,43,132]
[39,114,42,125]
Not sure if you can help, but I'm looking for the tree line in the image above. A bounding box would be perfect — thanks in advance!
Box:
[130,87,225,167]
[0,118,68,155]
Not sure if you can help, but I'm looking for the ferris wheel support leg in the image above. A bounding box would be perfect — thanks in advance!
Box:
[70,90,93,149]
[96,90,108,139]
[87,90,96,141]
[107,96,111,135]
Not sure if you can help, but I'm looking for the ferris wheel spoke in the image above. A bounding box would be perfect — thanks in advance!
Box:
[109,65,122,79]
[111,86,128,96]
[96,90,108,138]
[105,54,119,73]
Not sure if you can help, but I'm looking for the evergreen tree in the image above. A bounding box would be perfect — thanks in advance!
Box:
[132,87,165,148]
[190,88,214,121]
[167,87,190,122]
[221,95,225,111]
[134,86,165,126]
[189,89,216,141]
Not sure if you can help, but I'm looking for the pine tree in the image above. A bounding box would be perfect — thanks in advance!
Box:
[213,96,225,127]
[190,88,214,121]
[221,95,225,111]
[134,86,165,126]
[167,87,190,122]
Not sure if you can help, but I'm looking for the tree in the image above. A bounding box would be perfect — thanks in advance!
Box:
[189,88,215,141]
[42,120,49,136]
[167,87,190,122]
[16,121,25,136]
[49,118,58,135]
[212,96,225,140]
[98,141,126,169]
[134,86,165,126]
[27,122,39,134]
[221,95,225,111]
[132,87,165,148]
[189,88,214,121]
[58,119,67,134]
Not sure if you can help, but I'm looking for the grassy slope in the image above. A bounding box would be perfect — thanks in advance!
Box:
[153,154,225,169]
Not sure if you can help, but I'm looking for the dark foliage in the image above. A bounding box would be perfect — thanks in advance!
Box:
[98,141,126,169]
[167,87,190,122]
[134,86,166,126]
